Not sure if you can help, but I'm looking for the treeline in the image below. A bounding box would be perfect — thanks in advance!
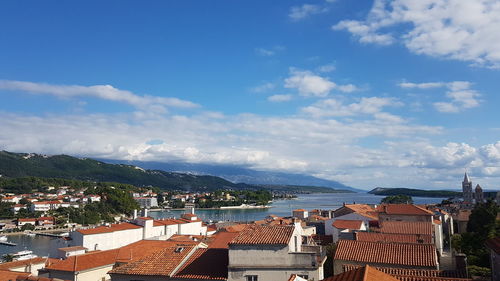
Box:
[195,189,272,208]
[369,187,461,198]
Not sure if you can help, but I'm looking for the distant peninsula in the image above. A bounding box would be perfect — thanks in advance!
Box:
[368,187,461,198]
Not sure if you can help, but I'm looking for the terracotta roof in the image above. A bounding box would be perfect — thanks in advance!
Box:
[207,224,217,232]
[378,204,434,216]
[116,240,198,263]
[45,249,119,272]
[109,245,196,276]
[393,277,472,281]
[137,217,153,220]
[208,232,240,249]
[293,209,306,212]
[17,218,37,222]
[0,270,30,281]
[332,220,364,230]
[485,237,500,254]
[77,222,142,235]
[322,265,399,281]
[342,264,468,278]
[356,232,433,244]
[343,204,378,220]
[224,224,249,233]
[334,240,437,267]
[229,225,295,245]
[0,257,48,270]
[173,248,227,280]
[16,277,67,281]
[309,215,329,221]
[153,218,184,226]
[380,221,433,235]
[58,246,87,252]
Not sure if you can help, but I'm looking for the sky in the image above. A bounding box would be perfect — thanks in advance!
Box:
[1,0,500,190]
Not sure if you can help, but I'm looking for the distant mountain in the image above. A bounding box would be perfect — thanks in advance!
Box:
[100,159,362,192]
[0,151,354,193]
[368,187,461,198]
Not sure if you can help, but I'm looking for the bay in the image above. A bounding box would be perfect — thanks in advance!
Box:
[0,192,446,258]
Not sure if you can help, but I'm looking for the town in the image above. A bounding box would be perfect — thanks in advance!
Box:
[0,173,497,281]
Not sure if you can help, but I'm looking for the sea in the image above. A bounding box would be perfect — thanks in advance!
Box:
[0,192,447,258]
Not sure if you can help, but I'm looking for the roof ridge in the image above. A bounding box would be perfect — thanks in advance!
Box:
[362,265,370,281]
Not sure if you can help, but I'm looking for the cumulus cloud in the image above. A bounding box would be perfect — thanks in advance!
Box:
[250,82,275,93]
[333,0,500,68]
[0,80,199,112]
[301,97,403,118]
[268,94,292,102]
[284,69,357,97]
[289,4,328,21]
[398,80,481,113]
[317,63,336,73]
[255,46,285,57]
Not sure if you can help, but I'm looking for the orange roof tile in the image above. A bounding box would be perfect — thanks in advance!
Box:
[341,265,470,281]
[322,265,400,281]
[0,257,47,270]
[45,249,119,272]
[229,225,295,245]
[173,248,227,280]
[208,232,240,249]
[77,222,142,235]
[16,276,68,281]
[116,240,198,263]
[334,240,437,267]
[356,232,433,244]
[343,204,379,220]
[0,270,30,281]
[109,245,196,276]
[224,224,250,233]
[380,221,433,235]
[293,209,306,212]
[378,204,434,216]
[332,220,364,230]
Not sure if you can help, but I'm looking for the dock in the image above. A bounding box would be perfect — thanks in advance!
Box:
[35,232,65,238]
[0,241,17,246]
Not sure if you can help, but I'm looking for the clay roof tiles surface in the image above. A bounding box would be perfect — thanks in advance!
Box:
[332,220,364,230]
[109,245,196,276]
[356,232,433,244]
[229,225,294,245]
[322,265,400,281]
[0,270,30,281]
[208,232,240,249]
[173,248,227,280]
[77,222,142,235]
[0,257,48,270]
[342,264,468,278]
[334,240,437,267]
[343,204,379,220]
[380,221,433,235]
[378,204,434,216]
[116,240,198,263]
[45,249,119,272]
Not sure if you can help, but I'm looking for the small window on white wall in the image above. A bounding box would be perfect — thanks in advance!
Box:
[246,275,258,281]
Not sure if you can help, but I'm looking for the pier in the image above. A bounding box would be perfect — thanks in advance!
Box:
[35,232,66,238]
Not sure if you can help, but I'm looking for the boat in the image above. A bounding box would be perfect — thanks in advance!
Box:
[0,235,8,242]
[12,250,38,261]
[25,232,36,237]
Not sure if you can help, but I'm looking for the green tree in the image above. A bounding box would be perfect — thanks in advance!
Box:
[323,243,337,278]
[381,195,413,204]
[2,254,14,262]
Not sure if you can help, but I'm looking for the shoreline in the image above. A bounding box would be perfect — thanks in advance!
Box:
[149,205,272,211]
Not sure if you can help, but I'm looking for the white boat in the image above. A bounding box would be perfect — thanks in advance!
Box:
[25,232,36,237]
[0,235,8,242]
[12,250,37,260]
[12,250,33,257]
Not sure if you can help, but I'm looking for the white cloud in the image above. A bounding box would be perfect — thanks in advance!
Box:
[333,0,500,68]
[0,80,199,112]
[289,4,328,21]
[250,82,275,93]
[301,97,403,118]
[255,46,285,57]
[398,80,481,113]
[268,94,292,102]
[317,63,336,72]
[284,69,356,97]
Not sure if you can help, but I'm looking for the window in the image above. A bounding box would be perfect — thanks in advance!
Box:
[246,275,258,281]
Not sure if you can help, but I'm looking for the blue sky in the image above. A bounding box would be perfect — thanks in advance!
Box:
[1,0,500,190]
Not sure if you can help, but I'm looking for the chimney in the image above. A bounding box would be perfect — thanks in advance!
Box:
[133,209,138,219]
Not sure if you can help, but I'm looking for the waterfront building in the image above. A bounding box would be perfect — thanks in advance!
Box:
[134,197,158,209]
[292,209,308,220]
[333,240,439,274]
[227,224,325,281]
[376,204,434,223]
[325,204,377,237]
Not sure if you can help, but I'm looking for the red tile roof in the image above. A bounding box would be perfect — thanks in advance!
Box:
[16,276,68,281]
[322,265,399,281]
[380,221,433,235]
[293,209,306,212]
[0,270,30,281]
[208,232,240,249]
[342,264,468,279]
[343,204,378,220]
[173,248,227,280]
[378,204,434,216]
[332,220,364,230]
[485,237,500,254]
[229,225,295,245]
[77,222,142,235]
[109,245,196,276]
[45,249,119,272]
[334,240,437,267]
[356,232,433,244]
[0,257,48,270]
[116,240,198,263]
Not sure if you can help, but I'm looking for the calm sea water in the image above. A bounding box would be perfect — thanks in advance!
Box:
[0,193,446,257]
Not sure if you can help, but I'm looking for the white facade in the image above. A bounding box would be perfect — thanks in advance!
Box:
[325,213,372,236]
[134,197,158,208]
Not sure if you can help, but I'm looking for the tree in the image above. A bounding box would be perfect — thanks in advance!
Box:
[2,254,13,262]
[381,195,413,204]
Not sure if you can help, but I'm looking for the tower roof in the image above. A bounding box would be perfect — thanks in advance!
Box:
[463,172,471,183]
[475,184,482,191]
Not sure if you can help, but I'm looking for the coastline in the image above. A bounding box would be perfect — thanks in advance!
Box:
[149,204,272,211]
